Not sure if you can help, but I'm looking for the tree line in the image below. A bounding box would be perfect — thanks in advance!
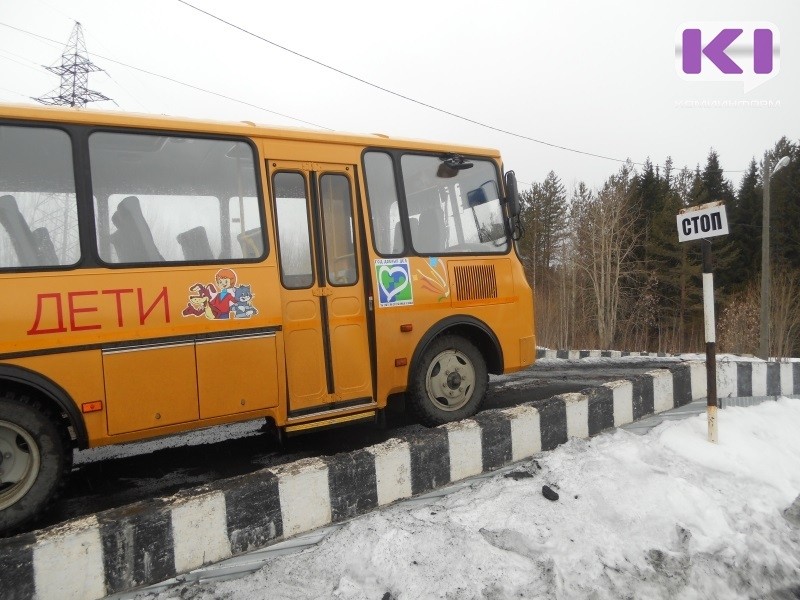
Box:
[517,137,800,357]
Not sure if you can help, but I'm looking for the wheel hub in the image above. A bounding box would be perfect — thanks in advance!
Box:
[425,349,476,412]
[446,371,462,389]
[0,420,40,511]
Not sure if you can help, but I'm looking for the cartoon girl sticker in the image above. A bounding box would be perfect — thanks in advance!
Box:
[182,268,258,320]
[207,268,237,319]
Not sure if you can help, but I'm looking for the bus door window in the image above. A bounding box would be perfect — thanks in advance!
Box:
[273,172,314,289]
[319,174,357,285]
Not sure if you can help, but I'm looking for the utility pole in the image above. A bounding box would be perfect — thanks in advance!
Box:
[758,154,791,360]
[33,21,111,107]
[758,158,772,360]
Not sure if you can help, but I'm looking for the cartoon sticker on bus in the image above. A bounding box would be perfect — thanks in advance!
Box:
[181,268,258,320]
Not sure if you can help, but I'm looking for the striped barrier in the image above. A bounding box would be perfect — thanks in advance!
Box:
[1,359,798,599]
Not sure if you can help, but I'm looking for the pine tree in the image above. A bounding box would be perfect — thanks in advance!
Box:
[765,137,800,270]
[729,158,761,285]
[516,171,567,289]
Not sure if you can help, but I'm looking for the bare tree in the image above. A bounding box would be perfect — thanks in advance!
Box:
[770,266,800,359]
[573,165,642,348]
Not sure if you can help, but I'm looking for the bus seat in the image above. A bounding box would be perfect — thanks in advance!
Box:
[417,205,443,253]
[110,196,164,262]
[31,227,59,265]
[0,194,40,266]
[237,227,263,259]
[177,226,213,261]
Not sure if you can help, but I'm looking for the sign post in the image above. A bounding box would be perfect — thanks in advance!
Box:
[676,201,729,443]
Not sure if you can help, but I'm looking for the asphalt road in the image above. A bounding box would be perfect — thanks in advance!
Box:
[25,359,677,534]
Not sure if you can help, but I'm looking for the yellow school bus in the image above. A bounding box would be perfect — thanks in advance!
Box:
[0,103,535,533]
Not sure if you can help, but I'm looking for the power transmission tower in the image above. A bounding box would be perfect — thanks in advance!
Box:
[34,21,111,107]
[27,22,108,264]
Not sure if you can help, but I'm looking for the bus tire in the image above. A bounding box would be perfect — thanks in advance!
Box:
[408,335,488,426]
[0,392,72,535]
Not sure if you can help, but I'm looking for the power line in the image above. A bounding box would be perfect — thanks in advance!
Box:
[0,85,33,100]
[176,0,638,165]
[0,21,332,130]
[177,0,751,175]
[0,18,750,174]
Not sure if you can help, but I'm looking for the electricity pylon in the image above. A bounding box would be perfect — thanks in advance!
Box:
[34,21,111,107]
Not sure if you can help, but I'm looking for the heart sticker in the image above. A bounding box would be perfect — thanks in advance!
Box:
[374,259,414,306]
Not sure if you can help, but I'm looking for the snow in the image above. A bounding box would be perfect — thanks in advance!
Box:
[73,420,264,465]
[144,398,800,600]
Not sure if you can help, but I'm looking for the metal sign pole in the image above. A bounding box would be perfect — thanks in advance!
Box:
[702,238,718,443]
[677,200,727,443]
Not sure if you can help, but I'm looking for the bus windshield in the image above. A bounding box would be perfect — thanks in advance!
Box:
[401,154,508,255]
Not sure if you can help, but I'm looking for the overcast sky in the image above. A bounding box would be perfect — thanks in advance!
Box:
[0,0,797,192]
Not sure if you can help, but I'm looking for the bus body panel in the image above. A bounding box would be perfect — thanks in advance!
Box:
[0,101,533,462]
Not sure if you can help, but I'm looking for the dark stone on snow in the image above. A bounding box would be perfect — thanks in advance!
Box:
[542,485,559,501]
[504,470,534,480]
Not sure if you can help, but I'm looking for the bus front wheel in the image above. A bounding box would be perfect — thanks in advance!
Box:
[0,393,72,535]
[408,335,488,426]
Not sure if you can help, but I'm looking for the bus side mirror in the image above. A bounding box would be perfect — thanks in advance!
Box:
[505,171,521,218]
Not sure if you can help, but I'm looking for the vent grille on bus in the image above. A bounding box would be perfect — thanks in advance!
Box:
[453,265,498,301]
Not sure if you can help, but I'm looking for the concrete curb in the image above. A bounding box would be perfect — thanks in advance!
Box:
[537,348,680,360]
[535,347,800,362]
[1,359,798,600]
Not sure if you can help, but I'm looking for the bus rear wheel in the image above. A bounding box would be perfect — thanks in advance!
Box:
[0,393,71,535]
[408,335,488,426]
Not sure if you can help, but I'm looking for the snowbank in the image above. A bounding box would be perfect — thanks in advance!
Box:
[160,399,800,600]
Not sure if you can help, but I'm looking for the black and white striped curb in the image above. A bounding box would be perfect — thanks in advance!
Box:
[536,348,800,361]
[537,348,681,359]
[1,360,798,600]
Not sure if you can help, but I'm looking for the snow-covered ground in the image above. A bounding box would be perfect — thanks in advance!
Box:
[141,398,800,600]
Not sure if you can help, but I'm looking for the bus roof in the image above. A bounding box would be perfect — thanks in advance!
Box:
[0,103,502,158]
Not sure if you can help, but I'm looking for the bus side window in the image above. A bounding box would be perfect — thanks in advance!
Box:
[364,152,403,255]
[0,125,80,269]
[89,133,265,265]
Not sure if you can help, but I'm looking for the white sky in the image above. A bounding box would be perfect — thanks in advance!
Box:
[145,398,800,599]
[0,0,798,192]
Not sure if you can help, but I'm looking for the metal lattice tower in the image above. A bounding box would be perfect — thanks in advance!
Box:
[34,21,111,107]
[27,22,108,263]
